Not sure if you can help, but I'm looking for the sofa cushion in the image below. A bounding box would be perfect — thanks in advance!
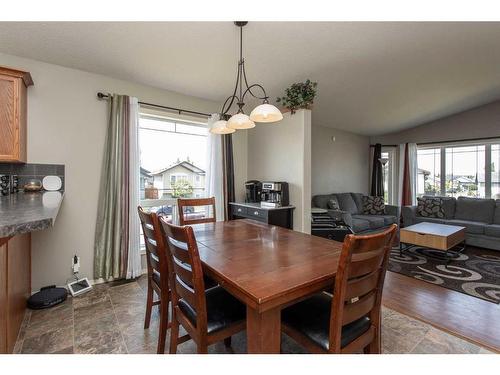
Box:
[337,193,359,214]
[417,197,445,219]
[484,224,500,238]
[327,197,340,210]
[352,218,370,233]
[351,193,364,213]
[447,219,486,235]
[423,195,456,219]
[455,197,495,224]
[494,200,500,225]
[312,194,335,210]
[362,196,385,215]
[378,215,398,225]
[352,214,385,229]
[414,217,446,225]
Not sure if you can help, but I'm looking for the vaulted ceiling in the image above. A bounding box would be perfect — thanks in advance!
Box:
[1,22,500,135]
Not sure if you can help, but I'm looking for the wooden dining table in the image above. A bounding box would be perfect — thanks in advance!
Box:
[191,219,343,354]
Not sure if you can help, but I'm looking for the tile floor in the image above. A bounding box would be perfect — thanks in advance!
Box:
[14,277,494,354]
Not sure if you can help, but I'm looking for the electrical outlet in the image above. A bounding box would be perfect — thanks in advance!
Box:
[72,255,80,273]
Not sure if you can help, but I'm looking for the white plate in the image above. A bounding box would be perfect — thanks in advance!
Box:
[42,175,62,191]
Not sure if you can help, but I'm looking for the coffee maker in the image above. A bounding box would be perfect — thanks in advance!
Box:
[245,180,262,203]
[260,182,289,208]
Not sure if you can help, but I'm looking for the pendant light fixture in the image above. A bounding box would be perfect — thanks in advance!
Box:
[209,21,283,134]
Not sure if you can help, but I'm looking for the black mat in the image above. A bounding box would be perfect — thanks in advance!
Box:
[388,245,500,304]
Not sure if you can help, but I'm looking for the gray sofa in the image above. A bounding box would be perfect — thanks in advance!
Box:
[312,192,400,234]
[402,196,500,251]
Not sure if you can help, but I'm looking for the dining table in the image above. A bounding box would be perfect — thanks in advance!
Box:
[191,218,343,354]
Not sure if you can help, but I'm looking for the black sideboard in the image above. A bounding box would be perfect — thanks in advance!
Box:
[229,202,295,229]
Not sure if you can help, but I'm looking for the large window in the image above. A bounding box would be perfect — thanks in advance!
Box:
[381,149,396,204]
[417,141,499,199]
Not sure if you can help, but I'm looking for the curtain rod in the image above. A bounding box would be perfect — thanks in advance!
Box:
[96,92,212,118]
[370,135,500,148]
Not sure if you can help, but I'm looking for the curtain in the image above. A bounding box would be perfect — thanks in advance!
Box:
[94,94,141,281]
[205,114,225,221]
[370,143,384,197]
[398,143,418,207]
[222,134,235,220]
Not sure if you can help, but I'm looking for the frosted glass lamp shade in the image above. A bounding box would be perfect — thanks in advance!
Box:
[209,120,235,134]
[227,113,255,129]
[249,103,283,123]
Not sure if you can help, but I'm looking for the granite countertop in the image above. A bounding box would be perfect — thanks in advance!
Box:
[229,202,295,210]
[0,191,64,238]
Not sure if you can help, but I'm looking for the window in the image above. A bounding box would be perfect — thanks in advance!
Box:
[381,148,396,204]
[417,140,499,199]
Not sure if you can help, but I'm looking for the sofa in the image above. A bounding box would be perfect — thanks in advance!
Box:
[402,196,500,251]
[312,192,400,235]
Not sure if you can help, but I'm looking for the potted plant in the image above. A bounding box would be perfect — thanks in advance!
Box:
[276,79,318,114]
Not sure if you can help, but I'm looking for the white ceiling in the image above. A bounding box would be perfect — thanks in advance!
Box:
[1,22,500,136]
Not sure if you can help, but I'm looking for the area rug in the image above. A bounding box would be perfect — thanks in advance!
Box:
[388,245,500,304]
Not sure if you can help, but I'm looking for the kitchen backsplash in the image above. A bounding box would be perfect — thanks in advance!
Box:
[0,163,65,190]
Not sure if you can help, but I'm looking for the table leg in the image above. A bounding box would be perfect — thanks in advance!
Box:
[246,306,281,353]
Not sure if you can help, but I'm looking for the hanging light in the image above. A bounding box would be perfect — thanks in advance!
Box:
[215,21,282,133]
[209,119,235,134]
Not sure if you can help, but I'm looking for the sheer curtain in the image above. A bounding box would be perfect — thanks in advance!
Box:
[205,114,225,221]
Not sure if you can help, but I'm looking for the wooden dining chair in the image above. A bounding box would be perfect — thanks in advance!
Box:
[281,223,398,354]
[177,197,216,225]
[159,218,246,354]
[137,206,171,354]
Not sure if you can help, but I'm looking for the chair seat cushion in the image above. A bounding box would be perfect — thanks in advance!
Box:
[282,293,371,351]
[447,219,486,235]
[178,286,245,334]
[352,214,385,229]
[485,224,500,238]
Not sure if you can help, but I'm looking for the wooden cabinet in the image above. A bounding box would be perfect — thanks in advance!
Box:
[0,234,31,353]
[230,203,295,229]
[0,66,33,163]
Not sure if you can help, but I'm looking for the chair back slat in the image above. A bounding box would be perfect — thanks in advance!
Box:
[159,218,208,333]
[329,224,397,353]
[177,197,217,226]
[138,206,169,289]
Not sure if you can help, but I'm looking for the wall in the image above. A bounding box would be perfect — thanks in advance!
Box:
[370,100,500,145]
[311,125,370,196]
[247,110,312,233]
[0,52,232,290]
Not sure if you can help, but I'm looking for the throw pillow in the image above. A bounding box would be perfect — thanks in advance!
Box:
[417,197,445,218]
[362,196,385,215]
[327,197,340,210]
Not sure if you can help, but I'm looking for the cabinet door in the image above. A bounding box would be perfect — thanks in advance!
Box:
[0,240,7,353]
[0,74,21,162]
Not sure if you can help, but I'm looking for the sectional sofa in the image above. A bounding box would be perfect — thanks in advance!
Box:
[312,192,400,235]
[402,196,500,251]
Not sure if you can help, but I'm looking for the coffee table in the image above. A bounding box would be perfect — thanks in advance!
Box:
[400,222,466,263]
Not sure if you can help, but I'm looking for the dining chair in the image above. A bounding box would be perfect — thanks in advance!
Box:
[281,223,398,354]
[177,197,216,225]
[137,206,171,354]
[159,218,246,354]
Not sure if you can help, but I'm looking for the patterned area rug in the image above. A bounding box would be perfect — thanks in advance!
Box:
[388,245,500,304]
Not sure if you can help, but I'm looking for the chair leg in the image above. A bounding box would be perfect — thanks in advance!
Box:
[144,283,154,329]
[197,342,208,354]
[169,316,180,354]
[157,297,169,354]
[223,337,232,348]
[366,328,381,354]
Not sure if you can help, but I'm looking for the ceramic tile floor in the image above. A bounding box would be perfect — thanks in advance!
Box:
[13,276,495,354]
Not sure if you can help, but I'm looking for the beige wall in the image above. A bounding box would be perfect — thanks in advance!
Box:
[311,125,370,196]
[370,100,500,145]
[247,110,312,233]
[0,52,227,290]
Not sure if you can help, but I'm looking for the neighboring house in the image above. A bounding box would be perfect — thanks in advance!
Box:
[151,160,205,198]
[140,167,153,199]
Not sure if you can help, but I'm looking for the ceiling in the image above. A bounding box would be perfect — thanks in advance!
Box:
[1,22,500,136]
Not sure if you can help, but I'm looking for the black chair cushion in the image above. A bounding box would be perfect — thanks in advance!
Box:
[282,292,371,351]
[178,286,246,334]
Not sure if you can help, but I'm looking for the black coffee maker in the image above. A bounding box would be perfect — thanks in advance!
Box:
[245,180,262,203]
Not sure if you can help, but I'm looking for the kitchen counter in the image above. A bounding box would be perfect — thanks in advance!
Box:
[0,191,64,238]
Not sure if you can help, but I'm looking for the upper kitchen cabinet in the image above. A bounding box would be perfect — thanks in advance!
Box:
[0,66,33,163]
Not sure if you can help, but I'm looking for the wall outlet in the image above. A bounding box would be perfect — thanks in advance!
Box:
[72,255,80,273]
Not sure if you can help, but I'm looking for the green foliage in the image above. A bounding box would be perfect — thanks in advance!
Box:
[171,179,193,198]
[276,79,318,114]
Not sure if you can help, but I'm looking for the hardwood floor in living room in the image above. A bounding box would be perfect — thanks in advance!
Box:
[383,271,500,353]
